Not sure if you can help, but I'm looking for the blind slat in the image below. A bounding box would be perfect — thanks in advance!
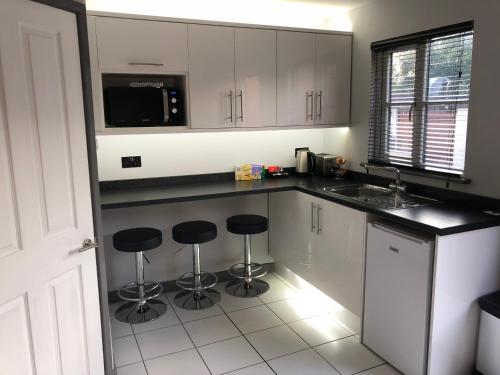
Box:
[369,27,473,176]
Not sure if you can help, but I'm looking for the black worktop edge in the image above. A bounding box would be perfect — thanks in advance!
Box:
[99,171,500,236]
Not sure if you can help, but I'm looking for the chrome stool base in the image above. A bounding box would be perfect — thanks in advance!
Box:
[174,289,221,310]
[226,278,270,298]
[115,298,167,324]
[118,281,163,302]
[228,263,267,280]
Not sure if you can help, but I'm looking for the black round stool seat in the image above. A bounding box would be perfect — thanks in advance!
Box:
[227,215,268,235]
[172,221,217,244]
[113,227,163,252]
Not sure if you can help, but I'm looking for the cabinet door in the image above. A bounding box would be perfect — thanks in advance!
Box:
[235,28,277,128]
[314,34,352,125]
[95,17,188,72]
[313,198,365,316]
[269,191,314,276]
[277,31,315,127]
[188,25,235,129]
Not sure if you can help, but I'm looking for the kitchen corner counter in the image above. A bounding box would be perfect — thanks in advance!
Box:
[99,174,500,236]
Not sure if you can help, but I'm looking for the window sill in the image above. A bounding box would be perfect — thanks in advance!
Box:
[363,162,471,184]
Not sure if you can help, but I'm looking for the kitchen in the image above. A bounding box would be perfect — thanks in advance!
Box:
[1,0,500,375]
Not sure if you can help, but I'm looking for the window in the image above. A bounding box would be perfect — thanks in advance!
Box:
[369,22,474,176]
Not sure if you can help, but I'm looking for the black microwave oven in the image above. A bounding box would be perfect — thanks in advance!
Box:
[103,86,185,127]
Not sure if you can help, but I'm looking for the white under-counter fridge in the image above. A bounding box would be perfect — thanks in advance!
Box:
[363,221,435,375]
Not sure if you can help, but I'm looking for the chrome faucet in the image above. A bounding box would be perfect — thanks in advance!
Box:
[360,162,407,195]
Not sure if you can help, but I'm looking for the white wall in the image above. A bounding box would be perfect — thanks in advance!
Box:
[86,0,352,31]
[326,0,500,198]
[97,128,337,180]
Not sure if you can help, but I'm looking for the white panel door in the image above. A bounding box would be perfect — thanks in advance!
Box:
[0,1,103,374]
[312,198,365,316]
[314,34,352,125]
[95,17,188,73]
[277,31,315,127]
[188,25,236,129]
[235,28,277,128]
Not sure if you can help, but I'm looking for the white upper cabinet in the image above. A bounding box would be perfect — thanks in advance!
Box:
[277,31,316,127]
[234,28,277,128]
[315,34,352,125]
[95,17,188,72]
[188,25,236,129]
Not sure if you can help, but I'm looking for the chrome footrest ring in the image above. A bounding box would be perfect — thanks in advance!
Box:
[228,263,267,279]
[175,271,218,291]
[118,281,163,302]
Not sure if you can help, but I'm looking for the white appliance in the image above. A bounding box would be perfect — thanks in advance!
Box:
[363,222,434,375]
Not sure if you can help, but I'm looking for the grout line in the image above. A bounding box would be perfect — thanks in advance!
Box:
[311,345,343,375]
[114,358,145,369]
[310,334,358,349]
[134,346,199,367]
[351,362,390,375]
[217,295,278,375]
[219,361,266,375]
[167,297,214,375]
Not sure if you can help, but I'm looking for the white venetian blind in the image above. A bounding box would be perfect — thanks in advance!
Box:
[369,22,474,176]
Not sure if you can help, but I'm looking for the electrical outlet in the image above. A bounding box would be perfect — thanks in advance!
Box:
[122,156,141,168]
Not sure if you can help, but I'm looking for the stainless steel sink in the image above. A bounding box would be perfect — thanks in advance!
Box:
[319,184,439,210]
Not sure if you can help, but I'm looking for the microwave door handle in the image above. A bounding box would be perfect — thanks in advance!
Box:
[162,89,170,124]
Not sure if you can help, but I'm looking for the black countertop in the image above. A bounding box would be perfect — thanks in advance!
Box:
[100,174,500,236]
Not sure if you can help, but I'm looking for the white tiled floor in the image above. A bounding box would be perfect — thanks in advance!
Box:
[111,273,401,375]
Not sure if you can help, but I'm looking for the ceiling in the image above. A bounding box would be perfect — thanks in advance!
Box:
[286,0,375,9]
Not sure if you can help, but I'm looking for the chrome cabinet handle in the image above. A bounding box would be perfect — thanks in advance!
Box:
[226,91,233,122]
[128,62,164,67]
[306,91,314,120]
[78,239,98,253]
[311,203,316,232]
[316,91,322,119]
[237,90,243,122]
[317,205,322,235]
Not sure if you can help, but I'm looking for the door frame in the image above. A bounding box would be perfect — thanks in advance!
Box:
[30,1,113,374]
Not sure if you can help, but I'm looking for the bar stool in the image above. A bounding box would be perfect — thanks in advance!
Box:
[113,227,166,324]
[172,221,221,310]
[226,215,269,298]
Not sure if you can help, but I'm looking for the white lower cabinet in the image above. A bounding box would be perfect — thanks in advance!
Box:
[269,191,365,316]
[364,222,434,375]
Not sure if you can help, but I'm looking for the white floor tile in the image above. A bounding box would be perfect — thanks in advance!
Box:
[166,291,224,323]
[225,363,275,375]
[215,283,264,313]
[198,336,262,374]
[269,349,339,375]
[288,314,353,346]
[267,297,326,323]
[112,335,142,368]
[258,274,297,304]
[183,314,240,346]
[135,325,193,360]
[228,304,283,334]
[116,362,147,375]
[315,336,385,375]
[245,325,308,360]
[145,348,210,375]
[357,364,402,375]
[109,303,133,339]
[132,299,180,334]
